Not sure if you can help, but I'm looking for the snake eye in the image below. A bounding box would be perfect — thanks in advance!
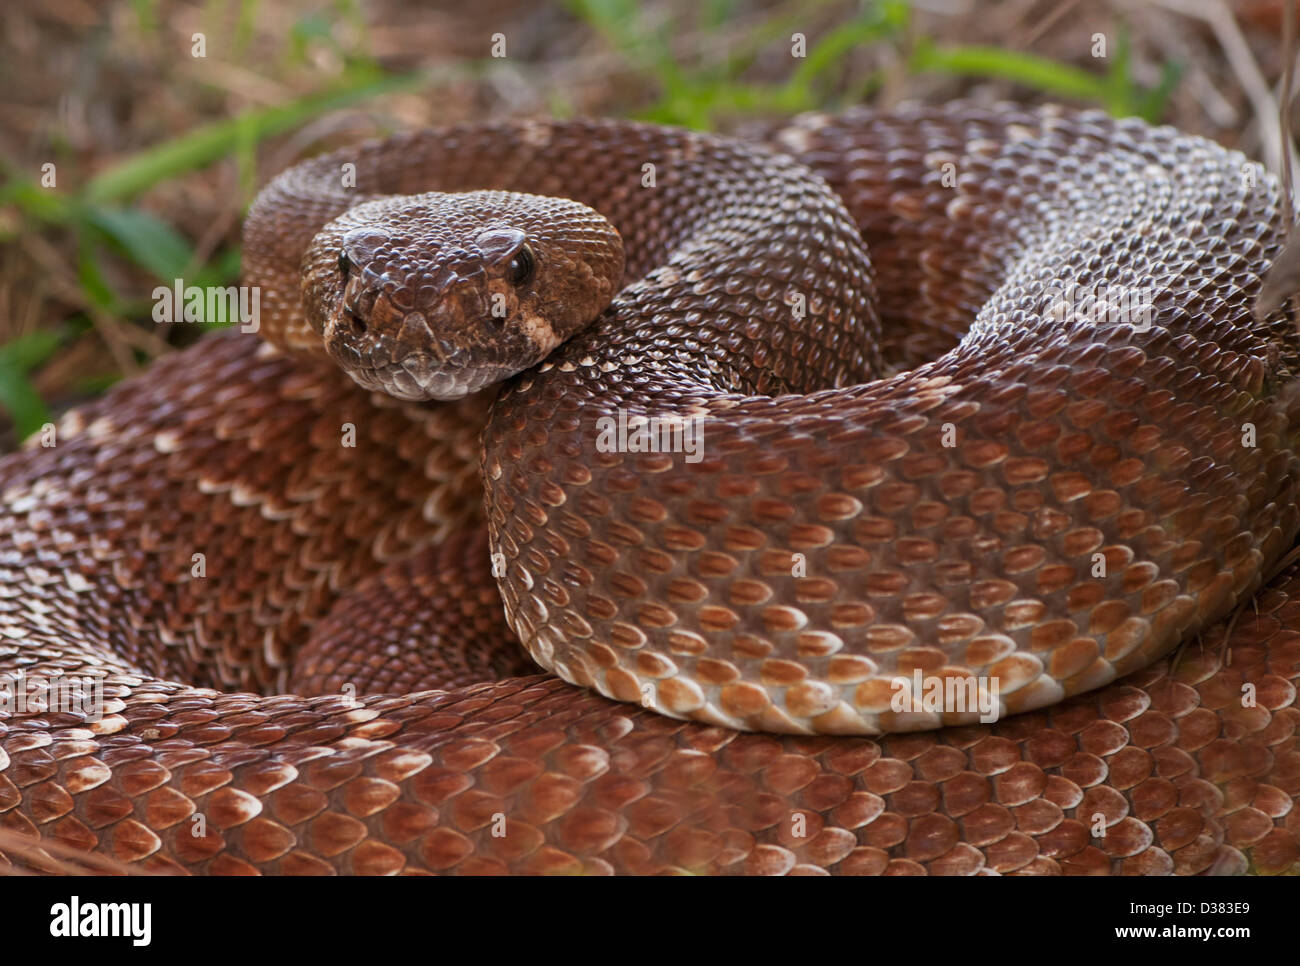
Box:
[338,251,352,277]
[506,245,535,287]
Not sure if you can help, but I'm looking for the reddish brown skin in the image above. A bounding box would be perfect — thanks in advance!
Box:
[1,106,1299,874]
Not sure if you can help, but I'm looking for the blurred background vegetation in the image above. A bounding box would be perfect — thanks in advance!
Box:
[0,0,1297,445]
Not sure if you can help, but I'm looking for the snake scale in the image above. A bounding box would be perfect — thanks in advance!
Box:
[3,102,1300,875]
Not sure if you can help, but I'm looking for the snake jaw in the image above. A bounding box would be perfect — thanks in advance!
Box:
[323,309,499,400]
[353,352,515,401]
[321,284,538,401]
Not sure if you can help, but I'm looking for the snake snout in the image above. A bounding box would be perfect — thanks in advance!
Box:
[323,288,505,401]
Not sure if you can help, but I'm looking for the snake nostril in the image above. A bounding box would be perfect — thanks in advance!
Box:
[347,311,367,336]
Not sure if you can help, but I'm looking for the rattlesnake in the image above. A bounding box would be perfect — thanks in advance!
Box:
[2,103,1299,875]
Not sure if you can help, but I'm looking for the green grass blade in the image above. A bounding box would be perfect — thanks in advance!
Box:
[0,331,62,440]
[0,330,61,371]
[911,41,1111,103]
[84,206,195,281]
[0,360,50,441]
[788,4,907,91]
[83,72,427,204]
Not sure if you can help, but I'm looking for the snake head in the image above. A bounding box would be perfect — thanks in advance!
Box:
[302,190,625,400]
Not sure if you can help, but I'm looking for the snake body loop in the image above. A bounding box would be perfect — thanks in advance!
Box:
[2,104,1300,875]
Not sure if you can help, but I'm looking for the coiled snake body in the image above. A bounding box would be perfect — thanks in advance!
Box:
[3,103,1300,875]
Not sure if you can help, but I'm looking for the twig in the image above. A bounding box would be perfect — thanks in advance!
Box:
[1282,0,1296,219]
[1149,0,1300,189]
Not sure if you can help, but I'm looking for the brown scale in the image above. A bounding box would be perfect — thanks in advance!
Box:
[0,105,1298,874]
[290,530,537,696]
